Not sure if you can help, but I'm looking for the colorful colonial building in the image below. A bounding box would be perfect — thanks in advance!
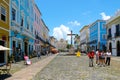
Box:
[88,20,107,51]
[34,4,50,54]
[0,0,10,65]
[106,10,120,56]
[40,19,50,54]
[74,34,80,50]
[10,0,35,61]
[80,25,89,52]
[34,4,42,52]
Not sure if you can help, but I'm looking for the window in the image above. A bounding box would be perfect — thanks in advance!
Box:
[116,24,120,32]
[102,24,106,29]
[108,28,111,34]
[1,6,6,21]
[21,18,23,26]
[12,8,16,21]
[31,26,33,32]
[102,34,106,39]
[27,22,29,29]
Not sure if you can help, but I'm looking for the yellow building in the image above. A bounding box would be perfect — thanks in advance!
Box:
[0,0,10,65]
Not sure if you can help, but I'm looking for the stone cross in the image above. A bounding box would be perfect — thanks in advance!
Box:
[67,30,76,45]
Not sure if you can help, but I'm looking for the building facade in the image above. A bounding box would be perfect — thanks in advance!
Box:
[106,10,120,56]
[34,4,42,52]
[80,25,89,52]
[49,36,56,51]
[56,39,68,51]
[40,19,50,54]
[0,0,10,65]
[88,20,107,51]
[74,34,80,50]
[10,0,35,61]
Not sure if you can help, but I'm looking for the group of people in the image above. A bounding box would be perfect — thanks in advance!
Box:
[87,49,111,67]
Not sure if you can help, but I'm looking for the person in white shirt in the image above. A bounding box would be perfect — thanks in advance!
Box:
[105,50,111,66]
[96,49,99,65]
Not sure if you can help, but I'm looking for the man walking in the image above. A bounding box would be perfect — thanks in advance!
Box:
[88,50,95,67]
[37,50,41,59]
[106,50,111,66]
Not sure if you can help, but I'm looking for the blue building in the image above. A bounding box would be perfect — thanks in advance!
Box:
[10,0,35,61]
[88,20,107,51]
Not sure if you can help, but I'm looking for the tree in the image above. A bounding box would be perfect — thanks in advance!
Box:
[66,44,72,49]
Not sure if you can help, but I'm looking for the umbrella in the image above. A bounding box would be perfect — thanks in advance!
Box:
[0,45,12,50]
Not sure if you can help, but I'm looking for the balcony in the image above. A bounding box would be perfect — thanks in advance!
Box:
[107,34,112,39]
[115,32,120,37]
[11,21,21,33]
[35,35,46,43]
[21,27,35,39]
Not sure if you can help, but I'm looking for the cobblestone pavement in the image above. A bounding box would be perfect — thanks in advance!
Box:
[5,54,57,80]
[10,55,49,74]
[0,54,52,80]
[33,53,120,80]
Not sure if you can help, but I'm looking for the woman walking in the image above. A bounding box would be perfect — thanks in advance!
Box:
[96,49,99,65]
[100,51,106,67]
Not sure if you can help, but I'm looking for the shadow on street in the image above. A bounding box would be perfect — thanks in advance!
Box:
[0,74,12,80]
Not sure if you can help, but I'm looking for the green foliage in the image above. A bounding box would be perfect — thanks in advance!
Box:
[66,44,72,49]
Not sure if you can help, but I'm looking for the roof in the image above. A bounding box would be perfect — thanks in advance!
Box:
[89,19,106,28]
[79,25,89,32]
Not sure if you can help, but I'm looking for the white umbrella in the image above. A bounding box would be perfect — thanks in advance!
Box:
[0,45,12,50]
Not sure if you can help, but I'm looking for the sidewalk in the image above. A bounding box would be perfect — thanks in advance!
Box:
[112,56,120,61]
[6,54,58,80]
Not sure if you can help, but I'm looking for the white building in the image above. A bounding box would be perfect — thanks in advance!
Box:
[80,25,89,52]
[56,39,68,51]
[106,10,120,56]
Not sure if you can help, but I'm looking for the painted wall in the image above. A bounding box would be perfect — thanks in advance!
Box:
[89,20,106,51]
[107,16,120,56]
[0,0,10,64]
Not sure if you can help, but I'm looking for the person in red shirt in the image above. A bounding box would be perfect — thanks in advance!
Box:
[88,50,95,67]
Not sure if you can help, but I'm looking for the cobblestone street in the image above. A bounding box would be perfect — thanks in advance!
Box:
[33,52,120,80]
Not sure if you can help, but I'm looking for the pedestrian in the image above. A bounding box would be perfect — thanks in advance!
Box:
[100,51,106,67]
[96,49,99,65]
[46,50,49,56]
[105,50,111,66]
[98,50,102,67]
[87,50,95,67]
[37,50,41,59]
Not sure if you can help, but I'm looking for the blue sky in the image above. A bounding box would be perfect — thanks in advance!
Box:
[35,0,120,42]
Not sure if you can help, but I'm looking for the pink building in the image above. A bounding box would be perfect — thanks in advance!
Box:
[34,4,42,52]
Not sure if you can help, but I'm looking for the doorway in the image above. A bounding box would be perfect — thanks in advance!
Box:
[0,40,5,63]
[117,41,120,56]
[24,42,28,55]
[109,42,112,54]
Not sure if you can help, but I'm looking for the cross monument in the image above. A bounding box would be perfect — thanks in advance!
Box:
[67,30,76,45]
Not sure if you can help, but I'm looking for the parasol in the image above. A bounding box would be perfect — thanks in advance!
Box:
[0,45,12,50]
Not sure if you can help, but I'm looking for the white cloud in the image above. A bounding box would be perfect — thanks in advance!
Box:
[68,20,81,26]
[53,24,71,42]
[100,12,111,20]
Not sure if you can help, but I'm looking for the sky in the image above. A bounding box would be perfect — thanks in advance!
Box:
[35,0,120,43]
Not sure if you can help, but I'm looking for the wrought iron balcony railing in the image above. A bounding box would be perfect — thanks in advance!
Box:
[115,31,120,37]
[107,34,112,39]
